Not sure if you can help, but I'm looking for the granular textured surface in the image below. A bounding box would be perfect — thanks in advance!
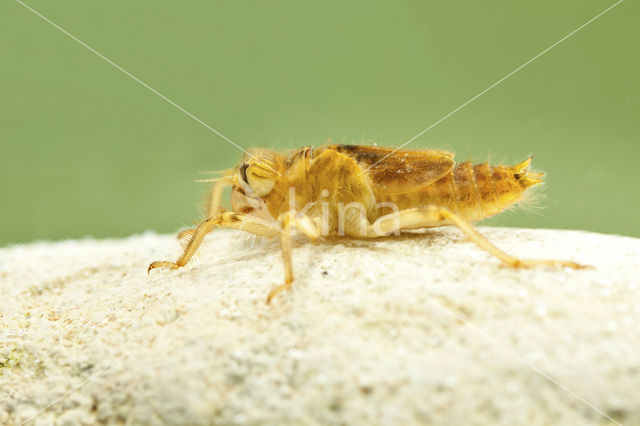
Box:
[1,228,639,425]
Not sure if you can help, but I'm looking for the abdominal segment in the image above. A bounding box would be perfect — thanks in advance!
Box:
[374,159,541,222]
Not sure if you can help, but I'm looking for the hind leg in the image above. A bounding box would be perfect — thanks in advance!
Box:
[367,206,587,269]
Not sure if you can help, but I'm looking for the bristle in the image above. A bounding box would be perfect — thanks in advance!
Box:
[194,177,228,183]
[515,185,546,216]
[232,229,259,241]
[178,231,194,250]
[197,169,227,175]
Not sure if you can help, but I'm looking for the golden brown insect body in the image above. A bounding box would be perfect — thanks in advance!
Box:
[149,144,585,303]
[375,159,543,223]
[230,145,541,232]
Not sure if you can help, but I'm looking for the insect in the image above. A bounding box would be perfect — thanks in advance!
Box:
[148,144,587,303]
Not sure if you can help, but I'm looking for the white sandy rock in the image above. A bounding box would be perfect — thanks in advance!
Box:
[1,227,639,425]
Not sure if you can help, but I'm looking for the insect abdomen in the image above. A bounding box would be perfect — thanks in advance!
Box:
[373,157,543,220]
[448,158,543,220]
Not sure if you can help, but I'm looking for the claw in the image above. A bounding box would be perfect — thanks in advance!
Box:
[148,261,180,274]
[560,261,593,270]
[513,259,592,270]
[266,281,292,304]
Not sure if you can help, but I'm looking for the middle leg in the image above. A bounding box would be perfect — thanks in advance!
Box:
[266,211,320,304]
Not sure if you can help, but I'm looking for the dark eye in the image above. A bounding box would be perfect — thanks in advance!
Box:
[239,162,249,184]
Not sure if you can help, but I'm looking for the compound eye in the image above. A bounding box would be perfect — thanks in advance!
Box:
[237,161,275,196]
[239,162,249,185]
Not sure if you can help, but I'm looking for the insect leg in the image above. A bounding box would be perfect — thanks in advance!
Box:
[205,175,230,217]
[149,212,279,272]
[177,176,232,241]
[370,206,587,269]
[266,211,320,304]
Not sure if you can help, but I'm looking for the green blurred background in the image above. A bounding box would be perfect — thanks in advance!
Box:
[1,0,638,245]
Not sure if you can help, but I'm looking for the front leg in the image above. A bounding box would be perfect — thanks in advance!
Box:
[176,175,232,242]
[148,212,279,272]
